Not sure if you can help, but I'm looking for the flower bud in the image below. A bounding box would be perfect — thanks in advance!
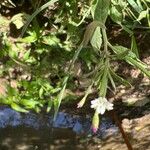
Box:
[92,112,99,133]
[77,97,86,108]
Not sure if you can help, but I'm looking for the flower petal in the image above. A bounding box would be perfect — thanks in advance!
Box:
[91,99,99,104]
[99,107,106,114]
[106,104,113,110]
[90,97,113,114]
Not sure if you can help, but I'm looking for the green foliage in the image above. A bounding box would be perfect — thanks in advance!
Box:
[0,0,149,123]
[92,0,111,23]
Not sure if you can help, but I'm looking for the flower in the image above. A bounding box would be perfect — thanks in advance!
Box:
[77,97,86,108]
[90,97,113,114]
[92,112,99,133]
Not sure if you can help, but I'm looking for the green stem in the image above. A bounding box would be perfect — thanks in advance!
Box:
[98,29,110,97]
[67,44,83,73]
[102,29,108,55]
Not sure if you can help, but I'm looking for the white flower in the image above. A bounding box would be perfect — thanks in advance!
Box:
[90,97,113,114]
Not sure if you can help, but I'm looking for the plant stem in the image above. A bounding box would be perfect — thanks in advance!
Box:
[102,29,108,55]
[111,110,133,150]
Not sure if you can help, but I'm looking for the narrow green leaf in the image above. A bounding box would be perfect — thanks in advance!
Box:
[127,0,142,13]
[144,0,150,2]
[21,0,59,36]
[127,57,150,78]
[147,9,150,27]
[20,31,37,43]
[111,45,137,58]
[39,87,44,98]
[11,103,28,113]
[109,68,131,87]
[108,71,116,91]
[109,44,150,78]
[47,100,53,113]
[20,99,39,109]
[137,0,143,10]
[77,83,93,108]
[131,35,139,58]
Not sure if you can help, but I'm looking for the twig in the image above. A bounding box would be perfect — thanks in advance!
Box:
[111,110,133,150]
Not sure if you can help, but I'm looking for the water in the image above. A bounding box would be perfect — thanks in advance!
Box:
[0,106,118,150]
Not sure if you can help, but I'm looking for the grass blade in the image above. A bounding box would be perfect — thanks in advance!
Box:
[54,76,68,121]
[21,0,58,37]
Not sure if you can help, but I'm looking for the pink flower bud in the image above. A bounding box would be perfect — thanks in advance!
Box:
[92,127,98,133]
[92,112,99,133]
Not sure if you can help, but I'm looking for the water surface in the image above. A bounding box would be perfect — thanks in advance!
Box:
[0,107,118,150]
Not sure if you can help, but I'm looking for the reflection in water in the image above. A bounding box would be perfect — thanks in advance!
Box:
[0,107,118,150]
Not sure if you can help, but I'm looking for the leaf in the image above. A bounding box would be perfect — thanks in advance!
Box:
[110,5,123,24]
[137,10,147,22]
[11,103,28,113]
[144,0,150,2]
[90,26,102,51]
[77,84,93,108]
[136,0,143,10]
[23,50,31,61]
[35,106,41,113]
[127,57,150,78]
[8,48,18,59]
[68,21,105,73]
[20,31,37,43]
[0,98,11,105]
[82,21,105,47]
[108,71,116,91]
[109,44,150,78]
[91,0,111,23]
[21,0,59,36]
[111,45,136,58]
[127,0,143,13]
[42,35,60,46]
[110,68,131,87]
[131,35,139,58]
[39,88,44,98]
[20,99,39,109]
[47,100,53,113]
[147,9,150,27]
